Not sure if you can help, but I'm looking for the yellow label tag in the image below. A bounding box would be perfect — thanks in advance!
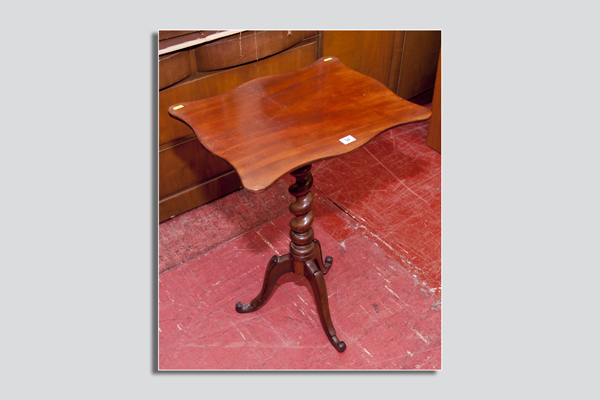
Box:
[324,57,333,62]
[173,105,184,110]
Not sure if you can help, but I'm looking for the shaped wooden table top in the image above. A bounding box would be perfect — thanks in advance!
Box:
[168,56,432,193]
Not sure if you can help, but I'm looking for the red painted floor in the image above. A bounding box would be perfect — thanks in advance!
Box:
[159,107,441,369]
[312,119,441,295]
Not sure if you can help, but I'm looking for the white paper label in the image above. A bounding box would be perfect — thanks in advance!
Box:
[339,135,356,145]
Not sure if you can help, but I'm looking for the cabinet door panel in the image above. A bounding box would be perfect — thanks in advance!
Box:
[320,31,397,88]
[398,31,441,99]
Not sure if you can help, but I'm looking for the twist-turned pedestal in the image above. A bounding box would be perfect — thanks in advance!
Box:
[235,164,346,352]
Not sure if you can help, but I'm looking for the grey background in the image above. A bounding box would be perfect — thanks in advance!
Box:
[2,1,597,398]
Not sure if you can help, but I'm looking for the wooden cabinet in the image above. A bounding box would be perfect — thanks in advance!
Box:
[397,31,442,101]
[427,50,442,153]
[158,30,440,222]
[319,30,441,102]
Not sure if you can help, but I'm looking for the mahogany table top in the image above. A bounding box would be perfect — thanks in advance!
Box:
[168,56,432,193]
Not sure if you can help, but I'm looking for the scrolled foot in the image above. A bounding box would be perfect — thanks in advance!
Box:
[235,254,292,314]
[323,256,333,275]
[330,336,347,353]
[235,301,253,313]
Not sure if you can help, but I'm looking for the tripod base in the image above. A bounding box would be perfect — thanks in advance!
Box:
[235,239,346,353]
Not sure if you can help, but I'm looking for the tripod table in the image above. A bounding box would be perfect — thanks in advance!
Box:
[168,56,432,352]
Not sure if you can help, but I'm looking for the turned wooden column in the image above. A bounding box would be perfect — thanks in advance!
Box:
[288,165,315,276]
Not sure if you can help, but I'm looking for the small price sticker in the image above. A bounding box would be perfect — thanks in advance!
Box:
[339,135,356,145]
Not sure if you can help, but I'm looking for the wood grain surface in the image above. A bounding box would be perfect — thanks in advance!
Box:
[168,56,431,193]
[320,31,397,88]
[158,51,191,90]
[397,31,441,99]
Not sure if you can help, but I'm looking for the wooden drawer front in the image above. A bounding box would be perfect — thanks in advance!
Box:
[194,30,306,71]
[159,30,198,41]
[159,38,318,146]
[159,51,192,90]
[159,170,242,222]
[159,138,233,200]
